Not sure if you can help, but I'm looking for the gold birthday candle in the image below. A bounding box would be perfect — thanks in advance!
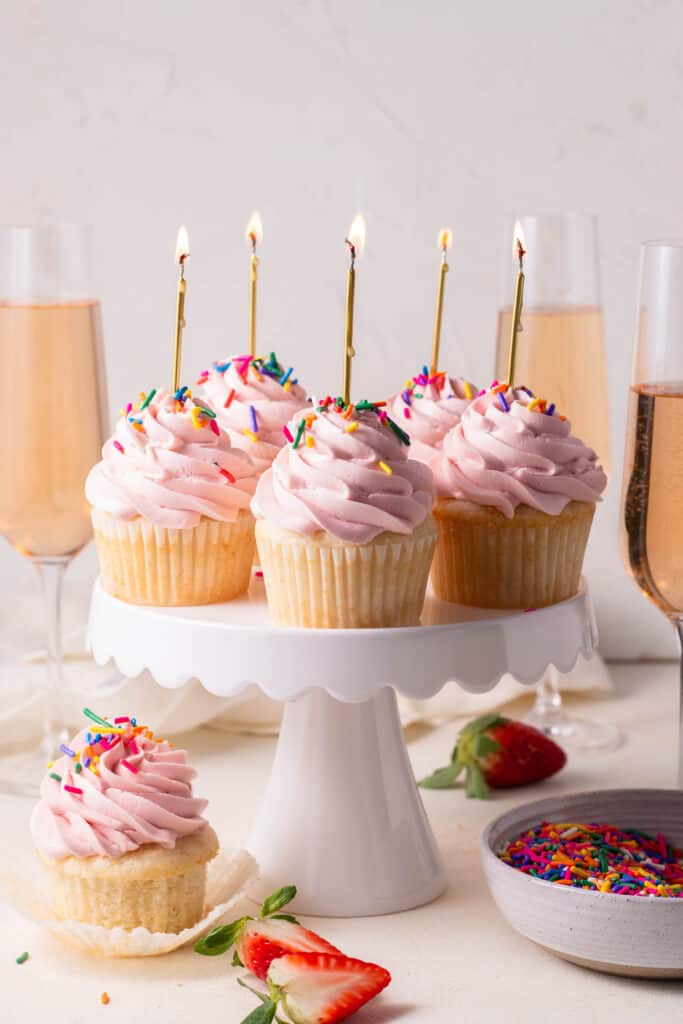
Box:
[245,211,263,357]
[172,225,190,392]
[343,213,366,404]
[506,221,526,387]
[430,227,452,374]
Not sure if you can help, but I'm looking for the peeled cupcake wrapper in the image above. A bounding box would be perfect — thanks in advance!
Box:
[2,847,259,959]
[91,508,256,606]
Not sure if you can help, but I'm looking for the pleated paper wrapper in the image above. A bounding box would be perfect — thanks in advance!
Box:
[431,499,595,609]
[255,516,437,628]
[3,847,259,958]
[91,509,256,606]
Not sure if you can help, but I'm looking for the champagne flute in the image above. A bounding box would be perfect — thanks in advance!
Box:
[495,213,617,751]
[0,224,108,795]
[623,240,683,782]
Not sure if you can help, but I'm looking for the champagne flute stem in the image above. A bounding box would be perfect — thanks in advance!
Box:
[33,557,69,759]
[676,619,683,786]
[528,665,568,733]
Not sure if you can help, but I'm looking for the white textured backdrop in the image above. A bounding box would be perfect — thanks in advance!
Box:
[1,0,682,658]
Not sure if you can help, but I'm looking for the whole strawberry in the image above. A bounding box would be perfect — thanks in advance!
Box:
[419,713,566,798]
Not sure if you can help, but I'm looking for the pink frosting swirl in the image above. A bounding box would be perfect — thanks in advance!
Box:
[431,386,607,518]
[252,399,435,543]
[85,388,258,528]
[30,722,209,861]
[388,370,477,464]
[201,354,309,473]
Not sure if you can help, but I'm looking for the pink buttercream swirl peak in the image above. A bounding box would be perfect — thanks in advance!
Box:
[431,383,607,518]
[200,353,309,473]
[30,710,209,862]
[388,367,477,464]
[252,396,435,543]
[85,386,258,528]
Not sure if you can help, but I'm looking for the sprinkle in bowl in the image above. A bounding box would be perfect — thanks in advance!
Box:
[481,788,683,977]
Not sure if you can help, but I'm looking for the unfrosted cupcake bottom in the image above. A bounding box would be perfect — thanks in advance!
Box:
[255,516,437,628]
[431,499,595,609]
[41,827,219,933]
[91,509,255,605]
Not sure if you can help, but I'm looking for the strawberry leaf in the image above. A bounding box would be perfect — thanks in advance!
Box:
[232,950,244,967]
[239,1002,278,1024]
[270,913,300,924]
[462,713,505,736]
[418,761,464,789]
[464,760,490,799]
[194,917,248,955]
[261,885,297,917]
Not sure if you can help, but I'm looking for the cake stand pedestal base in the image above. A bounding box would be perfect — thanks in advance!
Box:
[248,687,447,917]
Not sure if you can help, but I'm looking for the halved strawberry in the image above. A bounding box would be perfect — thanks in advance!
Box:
[238,918,341,981]
[195,886,339,980]
[419,713,566,798]
[267,953,391,1024]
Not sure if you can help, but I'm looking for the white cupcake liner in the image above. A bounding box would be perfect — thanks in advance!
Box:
[2,848,258,958]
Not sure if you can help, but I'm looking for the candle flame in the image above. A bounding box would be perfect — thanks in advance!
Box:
[346,213,366,260]
[175,224,190,265]
[245,211,263,249]
[512,221,526,264]
[437,227,453,251]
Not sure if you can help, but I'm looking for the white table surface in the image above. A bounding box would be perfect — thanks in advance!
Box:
[1,661,681,1023]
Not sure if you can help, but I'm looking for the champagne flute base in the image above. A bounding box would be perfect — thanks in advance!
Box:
[525,705,621,753]
[526,665,621,753]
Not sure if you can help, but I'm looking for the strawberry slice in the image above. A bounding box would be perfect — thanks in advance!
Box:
[267,953,391,1024]
[238,918,341,981]
[195,885,339,980]
[419,713,566,798]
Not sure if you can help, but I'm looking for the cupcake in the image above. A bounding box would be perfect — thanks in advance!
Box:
[30,711,219,933]
[252,397,437,628]
[388,367,477,464]
[86,387,258,606]
[200,353,309,474]
[430,384,607,609]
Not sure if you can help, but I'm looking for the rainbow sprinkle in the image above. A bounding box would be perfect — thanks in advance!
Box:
[296,398,410,454]
[43,710,164,780]
[15,952,29,965]
[499,821,683,897]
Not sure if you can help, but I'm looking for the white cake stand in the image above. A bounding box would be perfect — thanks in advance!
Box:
[88,578,596,918]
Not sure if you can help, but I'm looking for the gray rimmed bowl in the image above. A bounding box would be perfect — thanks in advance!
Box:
[481,788,683,977]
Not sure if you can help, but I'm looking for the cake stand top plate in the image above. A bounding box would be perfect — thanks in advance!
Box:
[87,578,596,703]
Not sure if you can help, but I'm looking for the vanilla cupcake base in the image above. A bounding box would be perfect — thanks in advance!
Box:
[91,509,255,606]
[255,516,437,628]
[41,827,219,934]
[431,499,595,609]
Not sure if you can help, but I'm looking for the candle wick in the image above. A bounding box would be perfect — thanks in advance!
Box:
[249,233,257,255]
[516,239,526,271]
[345,238,356,267]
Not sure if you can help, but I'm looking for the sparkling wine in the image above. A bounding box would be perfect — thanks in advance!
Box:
[0,301,108,558]
[623,384,683,617]
[495,306,611,469]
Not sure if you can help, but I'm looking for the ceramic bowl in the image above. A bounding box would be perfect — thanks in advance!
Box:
[481,788,683,977]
